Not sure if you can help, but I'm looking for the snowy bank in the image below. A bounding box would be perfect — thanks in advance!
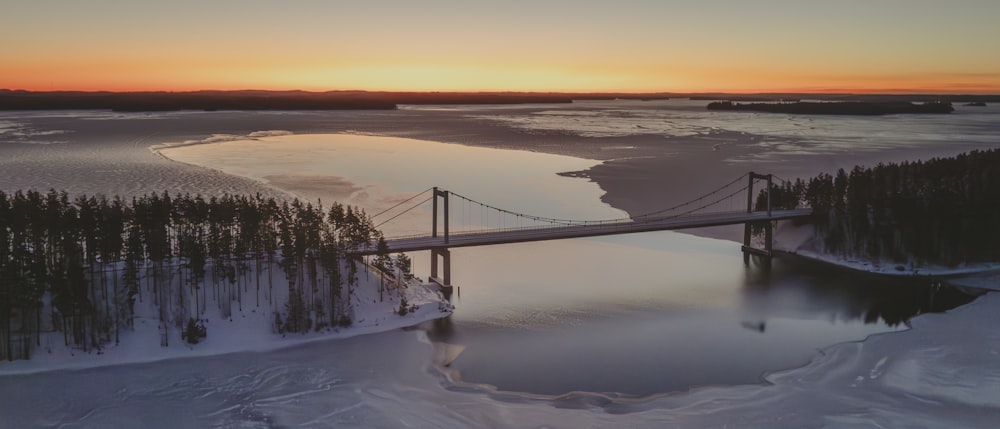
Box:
[0,273,453,376]
[772,222,1000,291]
[748,292,1000,427]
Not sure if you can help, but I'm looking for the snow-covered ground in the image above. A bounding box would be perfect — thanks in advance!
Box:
[733,291,1000,427]
[624,291,1000,428]
[0,266,453,376]
[773,221,1000,292]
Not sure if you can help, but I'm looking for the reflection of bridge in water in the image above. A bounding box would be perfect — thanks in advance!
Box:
[352,172,814,288]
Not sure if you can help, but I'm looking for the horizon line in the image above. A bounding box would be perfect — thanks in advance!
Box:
[4,88,1000,96]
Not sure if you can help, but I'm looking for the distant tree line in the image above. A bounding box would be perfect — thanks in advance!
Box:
[708,101,955,115]
[754,148,1000,265]
[0,90,690,112]
[0,191,409,361]
[0,91,396,111]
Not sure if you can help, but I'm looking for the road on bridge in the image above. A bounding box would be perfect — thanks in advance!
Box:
[352,208,813,255]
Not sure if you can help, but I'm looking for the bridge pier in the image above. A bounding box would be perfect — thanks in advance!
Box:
[429,248,452,289]
[743,223,752,265]
[742,222,773,267]
[742,172,774,267]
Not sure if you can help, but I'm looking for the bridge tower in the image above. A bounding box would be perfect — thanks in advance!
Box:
[432,187,450,243]
[430,187,452,289]
[742,172,774,266]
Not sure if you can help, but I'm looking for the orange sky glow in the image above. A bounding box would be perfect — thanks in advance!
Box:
[3,1,999,94]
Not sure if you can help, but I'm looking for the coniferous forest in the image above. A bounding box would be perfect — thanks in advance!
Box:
[0,191,408,361]
[755,148,1000,266]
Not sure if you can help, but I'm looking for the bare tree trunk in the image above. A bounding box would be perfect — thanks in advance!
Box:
[113,264,119,345]
[256,256,261,308]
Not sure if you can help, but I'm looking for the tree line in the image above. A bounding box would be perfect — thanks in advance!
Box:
[708,101,955,115]
[754,148,1000,265]
[0,191,408,361]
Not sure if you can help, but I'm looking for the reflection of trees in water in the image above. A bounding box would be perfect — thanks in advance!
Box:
[425,316,455,343]
[860,282,975,326]
[744,256,978,327]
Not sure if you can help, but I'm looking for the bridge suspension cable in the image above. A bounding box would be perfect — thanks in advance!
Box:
[445,172,759,229]
[373,194,433,229]
[370,187,433,219]
[630,172,751,221]
[372,172,790,237]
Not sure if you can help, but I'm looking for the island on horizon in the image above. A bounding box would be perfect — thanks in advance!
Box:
[706,100,956,115]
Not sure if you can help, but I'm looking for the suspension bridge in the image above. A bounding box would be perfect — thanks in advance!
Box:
[352,172,814,287]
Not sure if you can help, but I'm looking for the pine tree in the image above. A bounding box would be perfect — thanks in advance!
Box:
[0,188,385,359]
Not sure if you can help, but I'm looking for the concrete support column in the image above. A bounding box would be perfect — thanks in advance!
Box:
[743,172,776,267]
[743,223,752,265]
[430,249,439,279]
[430,248,452,287]
[442,249,451,285]
[744,172,755,266]
[432,187,438,238]
[432,188,449,243]
[765,222,773,254]
[766,174,773,217]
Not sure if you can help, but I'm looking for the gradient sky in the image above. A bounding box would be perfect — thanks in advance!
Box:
[3,0,999,93]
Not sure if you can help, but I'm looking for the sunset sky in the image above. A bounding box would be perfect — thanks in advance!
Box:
[3,0,999,93]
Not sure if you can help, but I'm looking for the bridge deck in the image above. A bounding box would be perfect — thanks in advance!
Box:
[353,209,813,255]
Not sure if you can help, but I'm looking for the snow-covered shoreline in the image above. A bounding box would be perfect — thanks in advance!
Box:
[0,279,453,377]
[746,291,1000,427]
[772,222,1000,291]
[0,126,454,376]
